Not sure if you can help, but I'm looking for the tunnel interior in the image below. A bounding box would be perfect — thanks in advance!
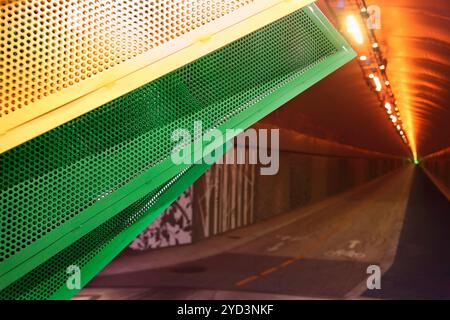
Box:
[74,0,450,300]
[0,0,449,300]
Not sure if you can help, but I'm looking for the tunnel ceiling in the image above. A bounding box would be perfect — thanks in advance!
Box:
[262,0,450,159]
[262,60,411,157]
[369,0,450,157]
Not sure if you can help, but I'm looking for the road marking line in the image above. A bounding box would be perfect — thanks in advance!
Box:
[280,259,296,267]
[234,198,375,288]
[235,275,259,287]
[260,267,278,276]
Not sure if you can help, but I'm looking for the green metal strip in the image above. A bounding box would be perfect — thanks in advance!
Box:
[51,146,229,300]
[0,145,227,299]
[0,3,355,292]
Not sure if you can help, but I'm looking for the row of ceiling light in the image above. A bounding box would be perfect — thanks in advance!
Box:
[341,1,411,150]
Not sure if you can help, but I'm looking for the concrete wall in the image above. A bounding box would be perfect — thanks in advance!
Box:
[254,152,403,222]
[129,128,407,250]
[422,147,450,200]
[192,132,406,241]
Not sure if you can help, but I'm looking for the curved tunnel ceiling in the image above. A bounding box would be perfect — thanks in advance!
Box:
[262,60,411,157]
[261,0,449,159]
[368,0,450,157]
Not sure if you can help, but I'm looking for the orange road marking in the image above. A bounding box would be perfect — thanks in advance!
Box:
[235,275,259,287]
[234,199,374,288]
[280,259,296,268]
[260,267,278,276]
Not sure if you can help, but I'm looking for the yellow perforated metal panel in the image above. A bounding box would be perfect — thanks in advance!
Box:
[0,2,355,299]
[0,0,314,152]
[0,0,253,114]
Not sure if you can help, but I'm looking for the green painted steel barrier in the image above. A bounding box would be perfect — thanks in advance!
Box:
[0,4,355,299]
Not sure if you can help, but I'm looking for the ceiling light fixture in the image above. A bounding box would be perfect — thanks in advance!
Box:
[346,15,364,44]
[373,76,382,91]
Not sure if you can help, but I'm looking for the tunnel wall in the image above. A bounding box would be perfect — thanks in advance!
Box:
[422,147,450,200]
[192,138,405,241]
[128,129,406,250]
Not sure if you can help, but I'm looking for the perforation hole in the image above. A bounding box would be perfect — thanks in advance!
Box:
[0,7,341,299]
[0,0,254,117]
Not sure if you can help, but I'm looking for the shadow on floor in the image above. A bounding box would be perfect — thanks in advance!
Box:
[364,167,450,299]
[86,167,450,299]
[89,251,372,298]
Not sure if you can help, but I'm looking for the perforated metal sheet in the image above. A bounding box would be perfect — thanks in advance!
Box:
[0,4,355,299]
[0,0,316,153]
[0,165,200,300]
[0,0,254,116]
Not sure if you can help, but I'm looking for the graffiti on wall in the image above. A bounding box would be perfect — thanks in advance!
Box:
[195,160,257,239]
[129,186,193,251]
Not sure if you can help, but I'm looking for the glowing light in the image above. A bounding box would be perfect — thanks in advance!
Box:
[373,76,382,91]
[346,15,364,44]
[343,8,416,160]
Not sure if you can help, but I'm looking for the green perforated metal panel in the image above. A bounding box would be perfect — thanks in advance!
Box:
[0,160,220,300]
[0,4,355,299]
